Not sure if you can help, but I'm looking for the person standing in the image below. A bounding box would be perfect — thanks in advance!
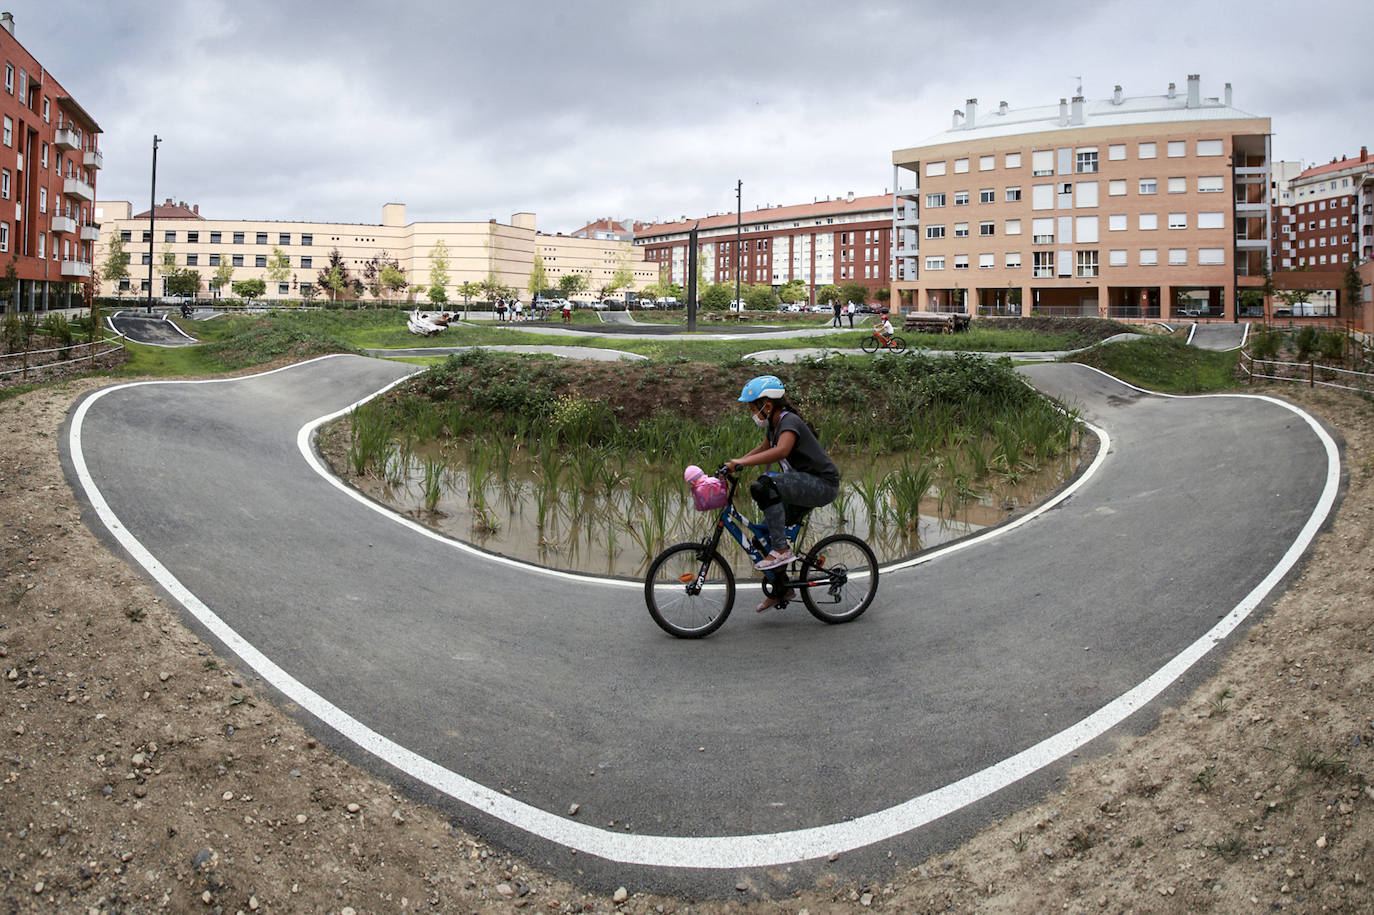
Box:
[831,299,842,328]
[846,301,856,328]
[513,300,524,322]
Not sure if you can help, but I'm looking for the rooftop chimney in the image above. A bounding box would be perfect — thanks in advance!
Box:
[1057,98,1069,126]
[1362,146,1368,162]
[1071,95,1085,125]
[193,204,199,215]
[1186,74,1200,108]
[165,197,172,206]
[1224,82,1233,107]
[0,13,13,36]
[1167,81,1176,99]
[998,100,1009,115]
[964,98,978,128]
[952,108,964,129]
[1112,85,1123,105]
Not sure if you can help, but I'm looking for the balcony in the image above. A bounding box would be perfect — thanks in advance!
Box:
[53,127,80,151]
[895,186,921,199]
[83,149,103,170]
[895,210,920,227]
[81,223,101,242]
[895,242,920,258]
[1234,236,1268,249]
[51,215,77,235]
[1233,200,1267,214]
[62,177,94,202]
[60,260,92,279]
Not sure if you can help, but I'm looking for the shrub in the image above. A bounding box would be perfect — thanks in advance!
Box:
[1295,326,1319,361]
[1318,331,1346,363]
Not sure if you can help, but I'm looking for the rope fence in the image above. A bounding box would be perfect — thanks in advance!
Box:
[0,336,126,379]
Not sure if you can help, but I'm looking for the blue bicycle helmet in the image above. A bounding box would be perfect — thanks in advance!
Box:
[738,374,786,403]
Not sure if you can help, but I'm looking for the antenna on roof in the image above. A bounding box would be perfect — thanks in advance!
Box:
[1074,75,1083,97]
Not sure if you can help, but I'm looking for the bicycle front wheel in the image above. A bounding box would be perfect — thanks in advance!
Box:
[860,336,879,354]
[799,534,878,624]
[645,543,736,638]
[890,335,908,353]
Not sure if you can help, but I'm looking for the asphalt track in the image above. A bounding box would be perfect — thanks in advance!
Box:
[61,343,1338,896]
[107,310,200,347]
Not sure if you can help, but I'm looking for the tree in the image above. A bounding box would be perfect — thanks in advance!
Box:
[778,279,808,305]
[528,252,549,303]
[743,284,778,311]
[165,268,201,299]
[478,272,502,304]
[362,250,404,303]
[839,282,870,306]
[816,284,842,306]
[380,264,407,303]
[558,272,588,300]
[427,240,451,305]
[211,262,234,298]
[158,245,177,293]
[316,248,352,304]
[458,280,480,315]
[700,282,732,311]
[231,278,266,302]
[1341,261,1361,323]
[102,234,130,296]
[874,287,891,304]
[0,255,17,311]
[605,250,635,298]
[265,246,291,293]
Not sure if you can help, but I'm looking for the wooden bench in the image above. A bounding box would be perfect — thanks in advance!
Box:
[902,311,971,334]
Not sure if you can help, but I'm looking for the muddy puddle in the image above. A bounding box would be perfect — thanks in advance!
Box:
[334,440,1082,579]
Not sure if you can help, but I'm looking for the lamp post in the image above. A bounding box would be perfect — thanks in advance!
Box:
[735,179,742,311]
[146,135,159,313]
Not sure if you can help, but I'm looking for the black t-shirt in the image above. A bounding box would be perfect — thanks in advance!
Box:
[769,411,840,485]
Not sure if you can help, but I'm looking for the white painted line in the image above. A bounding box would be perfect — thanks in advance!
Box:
[106,310,196,349]
[162,314,199,342]
[67,357,1340,869]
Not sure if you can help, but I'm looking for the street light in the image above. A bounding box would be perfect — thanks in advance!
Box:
[146,135,159,313]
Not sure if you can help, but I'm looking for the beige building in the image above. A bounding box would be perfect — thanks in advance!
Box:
[92,201,654,303]
[891,75,1271,321]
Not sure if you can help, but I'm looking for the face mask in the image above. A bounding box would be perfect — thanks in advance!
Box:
[752,409,769,428]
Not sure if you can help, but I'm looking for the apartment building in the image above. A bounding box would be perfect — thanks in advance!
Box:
[891,76,1271,321]
[0,12,102,313]
[1270,148,1369,270]
[632,194,894,302]
[94,201,655,303]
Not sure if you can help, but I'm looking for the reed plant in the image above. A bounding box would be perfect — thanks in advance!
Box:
[886,459,936,532]
[420,455,447,512]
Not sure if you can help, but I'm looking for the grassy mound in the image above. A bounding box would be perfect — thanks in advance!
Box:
[1065,335,1240,393]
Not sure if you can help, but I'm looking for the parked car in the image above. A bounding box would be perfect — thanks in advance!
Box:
[660,297,680,307]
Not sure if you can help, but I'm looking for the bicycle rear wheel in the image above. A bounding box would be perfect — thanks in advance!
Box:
[860,336,879,354]
[644,542,736,638]
[799,534,878,624]
[890,335,908,353]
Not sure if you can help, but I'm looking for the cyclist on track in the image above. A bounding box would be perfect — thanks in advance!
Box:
[727,375,841,611]
[873,313,895,347]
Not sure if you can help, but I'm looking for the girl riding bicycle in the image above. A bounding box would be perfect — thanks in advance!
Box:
[727,375,841,610]
[873,314,895,345]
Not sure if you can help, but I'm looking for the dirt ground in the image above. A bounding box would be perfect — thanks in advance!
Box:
[1,373,1371,914]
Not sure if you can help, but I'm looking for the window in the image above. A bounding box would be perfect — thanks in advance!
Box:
[1168,213,1187,229]
[954,222,969,237]
[38,187,46,213]
[1075,181,1098,208]
[1108,214,1127,231]
[1109,179,1127,196]
[1198,176,1224,193]
[1109,249,1127,267]
[233,232,245,244]
[3,64,10,94]
[210,231,222,244]
[954,158,969,173]
[232,254,244,267]
[1031,218,1054,244]
[301,234,313,246]
[141,253,151,265]
[1108,144,1126,161]
[953,254,969,270]
[1005,219,1022,235]
[0,223,6,253]
[40,141,48,167]
[187,231,199,243]
[1139,249,1158,266]
[979,221,995,236]
[1005,186,1021,202]
[1167,177,1187,194]
[209,253,221,266]
[279,233,291,245]
[1167,141,1185,158]
[186,254,198,266]
[954,190,969,206]
[925,256,945,270]
[1139,213,1158,230]
[42,97,48,122]
[255,232,268,245]
[926,225,945,239]
[1198,248,1225,265]
[1075,149,1098,173]
[1076,251,1099,277]
[1138,142,1157,159]
[979,252,995,268]
[120,230,131,243]
[925,192,945,208]
[1139,179,1157,195]
[2,115,10,147]
[0,168,7,199]
[1005,252,1021,268]
[926,161,946,177]
[979,188,995,204]
[165,230,176,243]
[279,283,290,295]
[979,155,995,171]
[1032,184,1053,210]
[301,256,312,269]
[1005,152,1021,168]
[1031,150,1053,176]
[1076,216,1099,243]
[142,231,152,243]
[1197,139,1224,157]
[1198,212,1224,229]
[1032,251,1054,277]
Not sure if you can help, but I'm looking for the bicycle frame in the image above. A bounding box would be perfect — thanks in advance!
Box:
[693,473,824,596]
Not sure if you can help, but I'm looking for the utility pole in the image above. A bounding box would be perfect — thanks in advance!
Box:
[734,179,742,311]
[146,135,159,313]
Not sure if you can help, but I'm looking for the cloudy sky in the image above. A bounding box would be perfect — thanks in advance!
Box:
[23,0,1374,233]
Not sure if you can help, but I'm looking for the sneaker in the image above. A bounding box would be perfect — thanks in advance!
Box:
[753,549,795,571]
[756,587,796,613]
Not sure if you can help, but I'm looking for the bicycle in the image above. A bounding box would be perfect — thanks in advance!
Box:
[643,467,879,638]
[860,330,907,354]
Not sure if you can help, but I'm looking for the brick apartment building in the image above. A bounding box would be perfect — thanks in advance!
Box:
[0,12,102,313]
[1271,148,1369,271]
[632,194,894,304]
